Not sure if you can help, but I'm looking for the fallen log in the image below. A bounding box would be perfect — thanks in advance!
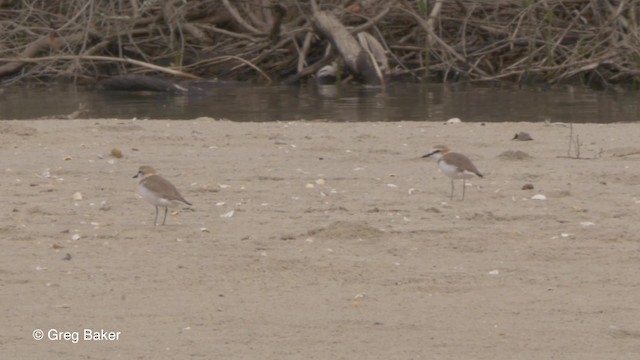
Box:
[98,74,187,93]
[309,9,384,85]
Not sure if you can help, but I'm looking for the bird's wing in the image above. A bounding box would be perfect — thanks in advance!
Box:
[449,152,483,177]
[142,175,192,205]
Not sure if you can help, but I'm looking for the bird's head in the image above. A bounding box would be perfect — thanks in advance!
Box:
[133,165,157,179]
[421,145,450,160]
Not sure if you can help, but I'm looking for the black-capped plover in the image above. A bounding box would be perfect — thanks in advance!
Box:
[133,166,192,225]
[422,145,483,200]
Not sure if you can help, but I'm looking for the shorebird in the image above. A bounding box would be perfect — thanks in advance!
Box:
[422,145,483,200]
[133,166,191,225]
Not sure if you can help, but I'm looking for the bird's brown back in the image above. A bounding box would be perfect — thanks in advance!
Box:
[443,152,483,177]
[141,174,192,205]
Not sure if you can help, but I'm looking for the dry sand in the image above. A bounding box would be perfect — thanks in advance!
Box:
[2,118,640,359]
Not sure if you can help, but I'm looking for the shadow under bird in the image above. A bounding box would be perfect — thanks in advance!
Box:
[422,145,483,200]
[133,166,192,225]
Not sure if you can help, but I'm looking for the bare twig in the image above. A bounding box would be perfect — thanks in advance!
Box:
[0,55,201,79]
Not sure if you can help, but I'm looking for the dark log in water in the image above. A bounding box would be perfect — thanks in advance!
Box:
[98,75,187,93]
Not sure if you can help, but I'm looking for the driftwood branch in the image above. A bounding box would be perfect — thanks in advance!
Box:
[310,10,382,85]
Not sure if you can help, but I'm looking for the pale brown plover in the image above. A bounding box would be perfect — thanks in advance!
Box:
[422,145,483,200]
[133,166,191,225]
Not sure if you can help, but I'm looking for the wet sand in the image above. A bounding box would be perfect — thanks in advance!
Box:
[2,118,640,359]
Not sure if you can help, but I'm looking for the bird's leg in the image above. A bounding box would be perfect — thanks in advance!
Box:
[462,179,466,201]
[162,207,168,225]
[154,206,159,226]
[450,179,454,200]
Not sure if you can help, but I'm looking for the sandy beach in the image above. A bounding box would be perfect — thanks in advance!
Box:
[2,118,640,359]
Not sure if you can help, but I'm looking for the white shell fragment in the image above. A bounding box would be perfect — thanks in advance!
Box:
[445,117,462,124]
[72,192,83,201]
[488,270,500,276]
[220,210,235,218]
[99,201,110,211]
[579,221,595,227]
[531,194,547,200]
[71,233,81,241]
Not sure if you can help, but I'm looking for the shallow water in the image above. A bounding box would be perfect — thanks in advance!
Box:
[0,83,637,122]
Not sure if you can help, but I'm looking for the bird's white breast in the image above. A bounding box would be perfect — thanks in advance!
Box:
[438,159,477,180]
[138,183,177,207]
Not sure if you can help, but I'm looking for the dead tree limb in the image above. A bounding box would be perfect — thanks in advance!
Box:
[221,0,264,35]
[269,4,287,43]
[310,9,382,85]
[0,32,85,77]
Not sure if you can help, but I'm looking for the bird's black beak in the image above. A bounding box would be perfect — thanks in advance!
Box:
[133,172,139,179]
[422,150,437,158]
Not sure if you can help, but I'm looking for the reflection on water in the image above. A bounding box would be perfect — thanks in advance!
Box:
[0,83,637,123]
